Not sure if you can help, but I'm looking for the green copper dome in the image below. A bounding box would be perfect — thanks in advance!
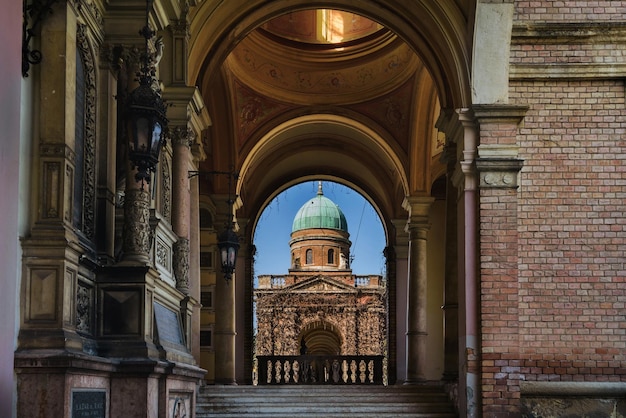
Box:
[292,183,348,233]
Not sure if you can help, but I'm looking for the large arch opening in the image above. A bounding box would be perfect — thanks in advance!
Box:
[252,180,388,382]
[189,1,466,387]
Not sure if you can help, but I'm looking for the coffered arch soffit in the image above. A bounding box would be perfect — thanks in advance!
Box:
[188,0,471,108]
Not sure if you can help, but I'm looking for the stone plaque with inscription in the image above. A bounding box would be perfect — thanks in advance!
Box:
[154,302,184,346]
[72,390,106,418]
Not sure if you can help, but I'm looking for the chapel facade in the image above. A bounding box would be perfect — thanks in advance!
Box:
[255,183,386,362]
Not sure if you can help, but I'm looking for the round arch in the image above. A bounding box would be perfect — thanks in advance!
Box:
[250,175,389,250]
[188,0,471,108]
[298,320,343,355]
[237,113,409,235]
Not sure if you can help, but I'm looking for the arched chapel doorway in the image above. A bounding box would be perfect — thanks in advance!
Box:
[188,0,471,391]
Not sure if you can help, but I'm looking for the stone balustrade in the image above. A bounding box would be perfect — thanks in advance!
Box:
[256,355,385,385]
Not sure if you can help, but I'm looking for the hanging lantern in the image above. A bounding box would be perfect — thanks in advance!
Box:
[217,222,239,282]
[126,80,167,185]
[125,0,167,186]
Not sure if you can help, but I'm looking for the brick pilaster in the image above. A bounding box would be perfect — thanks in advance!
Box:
[474,104,527,417]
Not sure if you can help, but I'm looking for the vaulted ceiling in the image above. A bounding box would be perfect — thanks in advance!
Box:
[190,5,465,231]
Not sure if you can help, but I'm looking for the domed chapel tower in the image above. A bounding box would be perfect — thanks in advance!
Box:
[255,183,387,378]
[289,182,351,274]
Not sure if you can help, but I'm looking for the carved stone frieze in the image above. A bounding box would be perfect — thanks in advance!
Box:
[173,237,190,294]
[123,189,153,260]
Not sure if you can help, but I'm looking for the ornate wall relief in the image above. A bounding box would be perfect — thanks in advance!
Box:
[123,189,153,258]
[76,23,97,240]
[76,282,92,334]
[173,237,190,294]
[161,156,171,223]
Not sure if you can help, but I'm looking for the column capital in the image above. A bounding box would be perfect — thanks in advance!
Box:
[391,219,409,259]
[170,125,195,148]
[402,196,435,222]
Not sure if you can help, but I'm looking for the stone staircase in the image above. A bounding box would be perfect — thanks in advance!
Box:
[196,384,458,417]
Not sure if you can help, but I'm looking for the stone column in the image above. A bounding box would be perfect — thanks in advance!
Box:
[456,108,480,417]
[404,196,434,384]
[391,218,409,383]
[214,199,237,384]
[171,126,193,295]
[441,142,460,381]
[188,161,201,362]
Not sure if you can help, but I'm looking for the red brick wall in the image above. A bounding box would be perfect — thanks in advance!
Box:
[510,79,626,384]
[480,187,522,416]
[515,1,626,21]
[479,78,626,415]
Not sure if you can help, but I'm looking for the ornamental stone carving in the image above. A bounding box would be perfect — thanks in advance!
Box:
[77,23,97,239]
[161,156,171,222]
[123,189,153,260]
[76,282,91,334]
[170,125,195,148]
[173,237,190,294]
[476,158,524,189]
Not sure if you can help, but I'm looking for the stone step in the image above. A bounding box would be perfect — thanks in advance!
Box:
[197,385,458,417]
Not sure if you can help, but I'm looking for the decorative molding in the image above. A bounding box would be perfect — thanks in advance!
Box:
[40,143,76,165]
[512,22,626,44]
[42,162,61,219]
[75,0,104,28]
[511,23,626,80]
[476,158,524,189]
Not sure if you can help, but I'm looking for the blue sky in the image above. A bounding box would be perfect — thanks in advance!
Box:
[252,181,386,277]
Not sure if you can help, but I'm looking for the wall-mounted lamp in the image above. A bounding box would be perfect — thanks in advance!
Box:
[126,0,167,187]
[189,170,240,282]
[22,0,61,77]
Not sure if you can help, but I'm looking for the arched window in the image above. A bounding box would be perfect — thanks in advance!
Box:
[306,249,313,265]
[200,208,213,229]
[327,249,334,264]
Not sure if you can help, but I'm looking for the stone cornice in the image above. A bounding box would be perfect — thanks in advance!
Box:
[512,22,626,44]
[511,22,626,80]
